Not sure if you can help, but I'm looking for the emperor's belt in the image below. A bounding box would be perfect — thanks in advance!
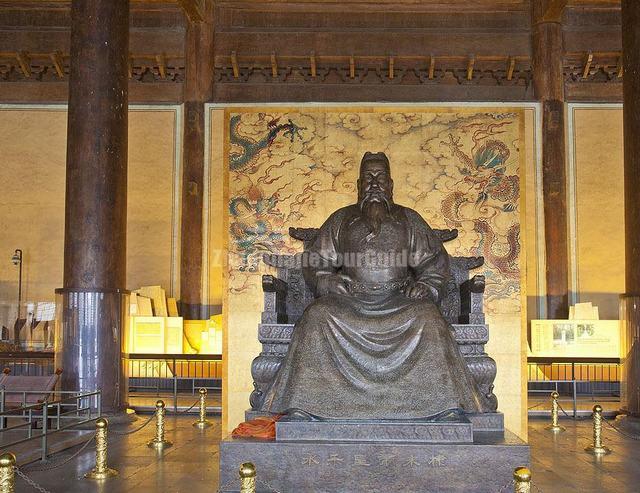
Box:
[347,279,409,293]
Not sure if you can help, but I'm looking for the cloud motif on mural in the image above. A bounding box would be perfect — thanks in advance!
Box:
[379,112,427,135]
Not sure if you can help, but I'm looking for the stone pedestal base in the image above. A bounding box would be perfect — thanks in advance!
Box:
[219,430,529,493]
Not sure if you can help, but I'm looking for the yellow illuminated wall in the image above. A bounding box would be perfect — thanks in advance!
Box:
[523,108,545,324]
[0,105,181,327]
[206,109,226,309]
[569,106,624,320]
[210,105,542,440]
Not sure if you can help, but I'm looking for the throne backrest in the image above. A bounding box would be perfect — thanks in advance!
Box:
[263,226,484,325]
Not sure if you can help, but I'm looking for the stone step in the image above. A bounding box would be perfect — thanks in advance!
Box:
[275,418,474,444]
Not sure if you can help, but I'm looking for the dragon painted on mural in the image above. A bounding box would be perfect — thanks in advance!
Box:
[474,219,521,279]
[229,195,289,271]
[439,130,520,279]
[441,133,518,207]
[229,114,305,172]
[228,114,305,270]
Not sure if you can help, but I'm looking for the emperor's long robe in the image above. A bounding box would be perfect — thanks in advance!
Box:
[260,204,488,419]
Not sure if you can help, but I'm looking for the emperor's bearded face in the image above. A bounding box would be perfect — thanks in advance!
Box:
[356,155,394,240]
[357,158,394,205]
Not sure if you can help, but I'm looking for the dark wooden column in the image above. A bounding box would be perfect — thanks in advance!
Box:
[55,0,129,414]
[532,1,569,319]
[621,0,640,416]
[180,4,214,319]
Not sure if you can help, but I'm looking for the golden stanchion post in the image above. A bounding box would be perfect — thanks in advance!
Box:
[239,462,256,493]
[545,391,565,432]
[0,452,16,493]
[513,466,531,493]
[147,400,172,449]
[193,388,212,429]
[85,417,118,479]
[585,404,612,455]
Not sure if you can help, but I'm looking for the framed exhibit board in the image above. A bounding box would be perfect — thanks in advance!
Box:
[529,320,622,358]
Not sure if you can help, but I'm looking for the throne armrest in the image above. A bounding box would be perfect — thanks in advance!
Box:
[261,274,289,324]
[459,274,485,325]
[462,274,485,294]
[262,274,288,295]
[434,228,459,243]
[289,227,320,249]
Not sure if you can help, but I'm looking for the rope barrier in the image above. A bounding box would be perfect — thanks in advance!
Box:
[584,404,612,455]
[23,433,95,472]
[239,463,256,493]
[0,454,15,493]
[115,396,200,419]
[513,466,531,493]
[14,468,52,493]
[5,397,207,492]
[494,468,546,493]
[602,416,640,440]
[109,413,155,436]
[147,400,172,449]
[216,463,282,493]
[176,398,200,414]
[193,388,213,429]
[545,392,565,432]
[84,418,118,480]
[556,400,589,421]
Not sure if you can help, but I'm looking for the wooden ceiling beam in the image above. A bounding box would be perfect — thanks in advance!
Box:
[582,51,593,78]
[617,55,623,78]
[310,51,316,78]
[506,56,516,80]
[230,51,239,78]
[466,54,475,80]
[177,0,206,22]
[214,31,531,59]
[542,0,569,22]
[215,53,530,67]
[214,1,531,14]
[15,51,31,78]
[49,50,64,78]
[156,53,167,79]
[566,0,620,5]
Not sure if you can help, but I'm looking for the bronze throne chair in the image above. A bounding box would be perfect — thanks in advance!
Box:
[247,226,500,424]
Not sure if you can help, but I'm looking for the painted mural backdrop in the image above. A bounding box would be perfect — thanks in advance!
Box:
[227,109,523,316]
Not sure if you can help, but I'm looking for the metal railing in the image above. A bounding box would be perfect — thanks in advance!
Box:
[123,353,222,413]
[0,352,223,413]
[0,390,100,461]
[528,359,621,416]
[529,379,578,416]
[0,352,54,377]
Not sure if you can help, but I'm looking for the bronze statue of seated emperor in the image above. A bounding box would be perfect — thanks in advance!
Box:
[255,152,497,421]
